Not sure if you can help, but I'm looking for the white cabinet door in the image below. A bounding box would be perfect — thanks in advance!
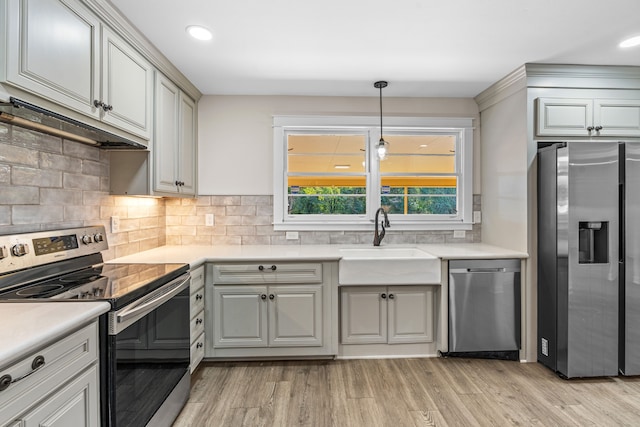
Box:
[213,286,268,347]
[536,98,593,136]
[269,285,323,347]
[19,365,99,427]
[387,286,434,344]
[5,0,100,117]
[100,26,153,139]
[178,92,197,195]
[340,286,387,344]
[154,74,180,193]
[595,99,640,137]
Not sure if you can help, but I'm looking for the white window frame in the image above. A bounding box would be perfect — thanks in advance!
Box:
[273,115,474,231]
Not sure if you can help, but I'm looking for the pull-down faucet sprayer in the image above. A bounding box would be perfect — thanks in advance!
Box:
[373,207,390,246]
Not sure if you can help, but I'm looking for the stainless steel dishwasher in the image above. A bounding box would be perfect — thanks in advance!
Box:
[447,259,521,360]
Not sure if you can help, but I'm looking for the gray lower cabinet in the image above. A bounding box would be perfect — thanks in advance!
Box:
[207,262,337,358]
[340,285,434,345]
[0,322,100,427]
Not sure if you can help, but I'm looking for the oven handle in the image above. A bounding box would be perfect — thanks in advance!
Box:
[109,273,190,335]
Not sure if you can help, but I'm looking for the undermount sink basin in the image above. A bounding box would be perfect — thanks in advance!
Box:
[338,246,441,285]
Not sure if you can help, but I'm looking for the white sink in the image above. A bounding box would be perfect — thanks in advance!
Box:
[338,246,441,285]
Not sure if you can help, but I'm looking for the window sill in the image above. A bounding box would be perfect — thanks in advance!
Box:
[273,221,474,232]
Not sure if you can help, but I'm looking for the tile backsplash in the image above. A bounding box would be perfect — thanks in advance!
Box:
[1,123,480,261]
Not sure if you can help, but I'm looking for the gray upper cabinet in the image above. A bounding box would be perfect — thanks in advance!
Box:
[3,0,153,141]
[537,97,640,137]
[154,73,197,195]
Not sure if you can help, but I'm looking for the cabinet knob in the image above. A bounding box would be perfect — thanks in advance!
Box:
[103,104,113,112]
[261,294,267,300]
[196,318,203,324]
[381,293,387,299]
[195,294,203,300]
[93,99,105,109]
[269,294,275,300]
[196,342,203,349]
[388,293,395,300]
[587,126,594,131]
[595,126,603,131]
[258,265,277,271]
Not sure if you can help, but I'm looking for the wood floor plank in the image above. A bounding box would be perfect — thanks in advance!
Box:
[175,358,640,427]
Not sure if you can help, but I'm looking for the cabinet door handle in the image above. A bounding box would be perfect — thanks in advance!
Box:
[261,294,267,300]
[269,294,275,300]
[381,293,387,299]
[388,293,395,300]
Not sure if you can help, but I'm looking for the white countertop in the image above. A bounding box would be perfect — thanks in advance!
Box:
[108,243,528,267]
[0,302,110,369]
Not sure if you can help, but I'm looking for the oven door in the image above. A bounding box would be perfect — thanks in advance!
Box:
[105,273,191,427]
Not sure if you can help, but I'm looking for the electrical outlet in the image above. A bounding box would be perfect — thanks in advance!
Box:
[111,216,120,233]
[473,211,482,223]
[453,230,466,239]
[286,231,299,240]
[205,214,214,226]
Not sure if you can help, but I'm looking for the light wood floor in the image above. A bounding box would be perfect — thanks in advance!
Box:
[173,357,640,426]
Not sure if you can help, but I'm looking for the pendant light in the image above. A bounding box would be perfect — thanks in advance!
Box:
[374,81,389,160]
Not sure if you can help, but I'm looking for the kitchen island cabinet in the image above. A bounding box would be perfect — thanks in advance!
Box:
[0,303,108,427]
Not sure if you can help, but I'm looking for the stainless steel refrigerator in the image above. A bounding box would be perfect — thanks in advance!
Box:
[538,141,640,378]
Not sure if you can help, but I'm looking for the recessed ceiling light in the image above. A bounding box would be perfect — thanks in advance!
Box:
[334,165,350,169]
[620,35,640,48]
[186,25,213,41]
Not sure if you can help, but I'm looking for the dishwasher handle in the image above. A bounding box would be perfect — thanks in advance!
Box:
[449,267,519,274]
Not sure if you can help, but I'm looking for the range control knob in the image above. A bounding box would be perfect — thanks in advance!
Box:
[93,233,104,243]
[11,243,29,257]
[81,235,93,245]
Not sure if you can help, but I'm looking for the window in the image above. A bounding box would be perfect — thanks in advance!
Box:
[273,116,473,231]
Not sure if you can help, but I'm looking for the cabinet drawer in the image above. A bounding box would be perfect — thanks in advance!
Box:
[190,309,205,340]
[190,332,205,374]
[212,263,322,284]
[190,265,205,294]
[0,321,98,425]
[190,288,205,317]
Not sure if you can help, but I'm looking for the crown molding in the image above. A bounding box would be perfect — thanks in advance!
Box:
[474,65,527,112]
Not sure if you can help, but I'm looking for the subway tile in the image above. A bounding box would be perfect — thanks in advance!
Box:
[196,225,226,236]
[139,216,161,229]
[114,242,141,258]
[0,123,10,143]
[83,191,111,206]
[41,188,83,206]
[329,234,360,244]
[100,205,129,219]
[226,225,256,236]
[212,235,241,245]
[100,176,110,192]
[63,173,100,191]
[12,166,62,187]
[242,235,270,245]
[40,152,82,172]
[167,225,196,236]
[256,205,273,216]
[119,218,141,232]
[63,205,100,221]
[165,205,197,216]
[416,233,447,244]
[180,198,197,206]
[182,215,205,226]
[181,235,213,246]
[0,185,39,204]
[241,195,271,206]
[300,233,331,244]
[0,143,39,167]
[210,195,241,206]
[0,224,42,234]
[63,140,100,161]
[241,215,272,225]
[139,237,161,252]
[12,205,63,224]
[0,164,9,184]
[196,206,225,216]
[166,235,181,245]
[216,215,242,226]
[81,159,109,177]
[195,196,211,206]
[165,215,182,226]
[0,206,10,225]
[255,225,280,236]
[270,235,301,245]
[226,205,256,216]
[12,127,62,153]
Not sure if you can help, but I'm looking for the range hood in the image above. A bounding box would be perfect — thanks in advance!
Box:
[0,98,147,149]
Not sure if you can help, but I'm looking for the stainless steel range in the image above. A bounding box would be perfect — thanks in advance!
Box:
[0,226,191,427]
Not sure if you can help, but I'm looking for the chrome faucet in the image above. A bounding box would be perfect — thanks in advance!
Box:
[373,207,390,246]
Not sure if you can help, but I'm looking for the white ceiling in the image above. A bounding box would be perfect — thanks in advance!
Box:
[109,0,640,98]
